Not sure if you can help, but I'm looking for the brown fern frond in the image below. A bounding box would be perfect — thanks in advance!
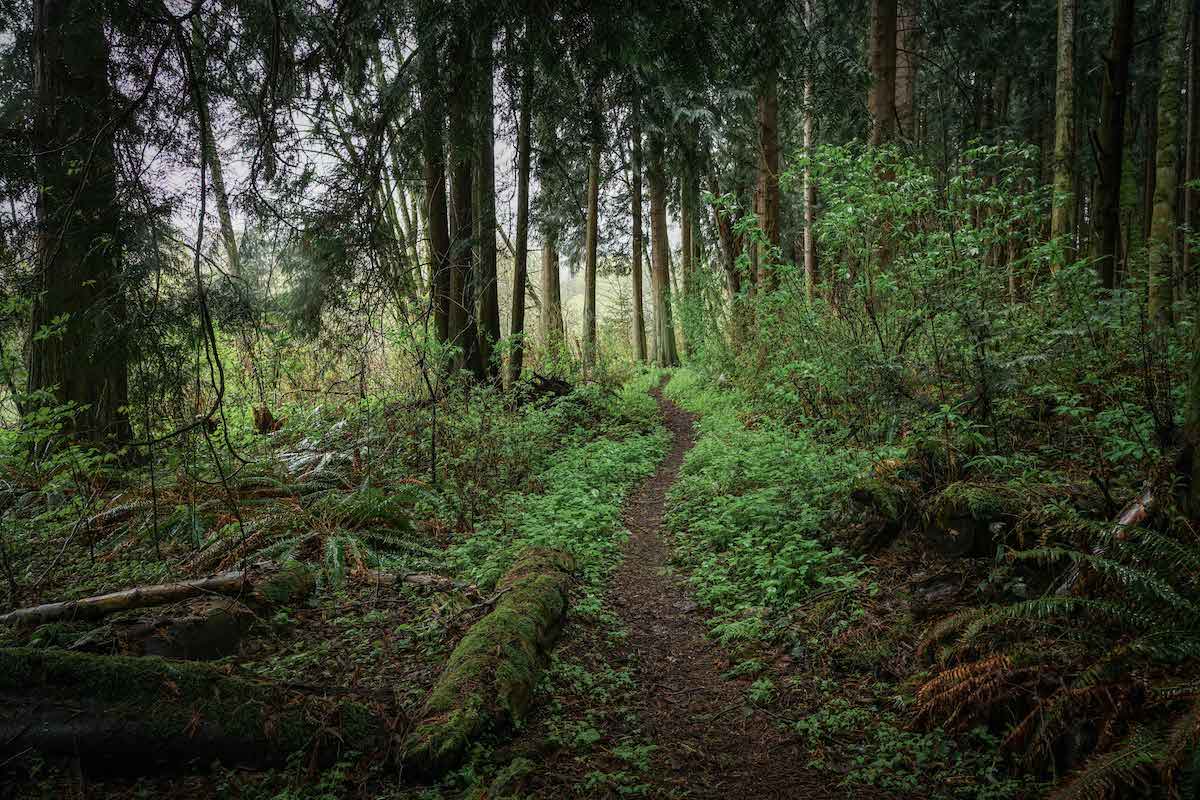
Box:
[917,655,1013,725]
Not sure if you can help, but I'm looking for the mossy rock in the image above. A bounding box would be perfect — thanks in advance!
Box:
[849,473,917,551]
[402,547,576,776]
[0,647,382,771]
[922,482,1014,557]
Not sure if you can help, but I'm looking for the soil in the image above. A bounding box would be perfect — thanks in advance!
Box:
[604,383,829,799]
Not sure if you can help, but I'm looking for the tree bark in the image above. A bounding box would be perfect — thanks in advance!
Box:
[447,26,482,378]
[868,0,898,146]
[757,72,781,288]
[507,68,533,386]
[648,132,680,367]
[475,29,500,382]
[418,9,452,343]
[29,0,131,447]
[1184,0,1200,290]
[541,230,563,349]
[1051,0,1076,267]
[630,115,649,362]
[802,2,818,304]
[895,0,921,142]
[1149,0,1186,322]
[191,18,240,279]
[583,119,601,373]
[1090,0,1136,290]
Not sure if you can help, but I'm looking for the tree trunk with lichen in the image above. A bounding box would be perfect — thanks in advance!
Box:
[1149,0,1185,322]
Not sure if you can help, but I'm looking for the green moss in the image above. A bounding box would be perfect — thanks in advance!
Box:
[253,561,316,605]
[403,548,575,775]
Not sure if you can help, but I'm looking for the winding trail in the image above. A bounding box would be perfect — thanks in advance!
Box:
[610,382,817,798]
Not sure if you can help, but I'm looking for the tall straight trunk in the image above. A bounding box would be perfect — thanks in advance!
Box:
[191,18,239,279]
[648,132,679,367]
[507,69,532,386]
[630,116,648,362]
[1149,0,1186,321]
[1090,0,1136,289]
[583,127,601,372]
[802,0,818,304]
[757,71,781,287]
[706,171,740,301]
[447,27,481,378]
[418,13,452,343]
[895,0,920,141]
[541,232,563,348]
[868,0,898,145]
[679,174,694,358]
[398,187,426,296]
[30,0,130,446]
[475,31,500,381]
[1185,0,1200,289]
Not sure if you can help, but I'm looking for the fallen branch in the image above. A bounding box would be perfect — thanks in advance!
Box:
[356,568,474,595]
[0,562,315,628]
[403,548,575,776]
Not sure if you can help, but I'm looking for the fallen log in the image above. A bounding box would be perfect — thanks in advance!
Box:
[0,562,315,628]
[69,597,253,660]
[1056,486,1154,595]
[402,548,575,776]
[0,647,383,771]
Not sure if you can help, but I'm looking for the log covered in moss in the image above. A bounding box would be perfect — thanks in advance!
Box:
[0,646,382,771]
[402,548,576,775]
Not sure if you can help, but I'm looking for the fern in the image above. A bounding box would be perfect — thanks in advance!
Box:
[1050,727,1163,800]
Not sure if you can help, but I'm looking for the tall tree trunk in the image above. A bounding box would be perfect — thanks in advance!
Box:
[706,171,740,301]
[757,71,781,287]
[1184,0,1200,290]
[507,68,532,386]
[1149,0,1186,322]
[802,1,818,304]
[583,117,601,373]
[630,115,648,362]
[541,231,563,349]
[648,132,679,367]
[679,172,695,358]
[418,11,452,343]
[895,0,920,141]
[868,0,898,146]
[29,0,131,446]
[191,18,240,279]
[475,30,500,382]
[447,26,481,378]
[1090,0,1136,290]
[1051,0,1076,267]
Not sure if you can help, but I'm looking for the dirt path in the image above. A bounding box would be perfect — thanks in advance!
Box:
[610,383,820,799]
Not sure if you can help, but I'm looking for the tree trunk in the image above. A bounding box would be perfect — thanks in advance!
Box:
[1051,0,1077,266]
[191,18,240,279]
[757,71,781,287]
[1149,0,1186,322]
[895,0,921,141]
[475,30,500,382]
[541,231,563,350]
[583,116,601,373]
[447,26,482,378]
[418,11,452,343]
[868,0,898,146]
[507,68,533,386]
[648,132,680,367]
[1184,0,1200,290]
[802,2,818,304]
[1090,0,1136,290]
[630,115,649,362]
[29,0,132,447]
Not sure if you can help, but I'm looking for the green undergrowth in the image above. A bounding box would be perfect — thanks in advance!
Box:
[663,368,865,629]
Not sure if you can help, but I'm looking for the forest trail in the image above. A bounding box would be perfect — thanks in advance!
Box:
[608,382,821,798]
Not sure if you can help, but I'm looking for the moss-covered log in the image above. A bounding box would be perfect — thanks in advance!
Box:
[0,647,382,771]
[0,561,315,628]
[402,548,575,775]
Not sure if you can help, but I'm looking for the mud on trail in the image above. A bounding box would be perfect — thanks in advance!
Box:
[606,384,824,799]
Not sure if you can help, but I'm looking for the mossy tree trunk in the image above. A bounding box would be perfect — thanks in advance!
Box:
[1148,0,1186,322]
[507,63,533,386]
[630,109,649,363]
[1051,0,1076,268]
[648,131,679,367]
